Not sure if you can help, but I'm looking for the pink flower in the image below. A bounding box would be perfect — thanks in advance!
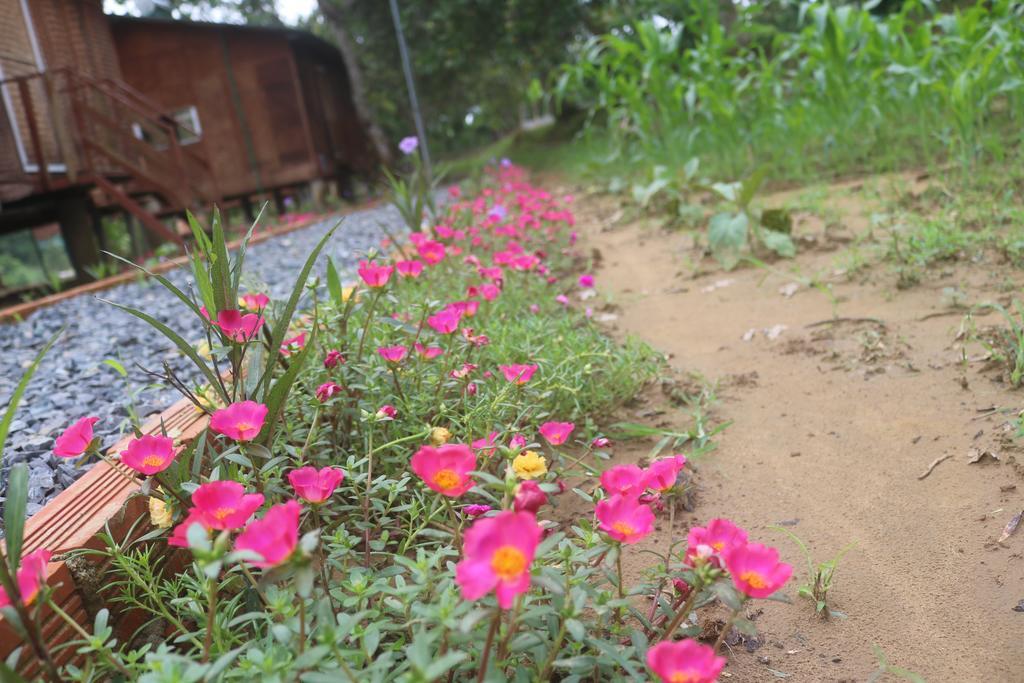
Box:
[53,416,98,458]
[595,494,655,544]
[455,511,541,608]
[555,294,569,306]
[417,240,446,265]
[378,345,408,363]
[529,304,540,314]
[471,431,499,457]
[646,639,726,683]
[410,444,477,498]
[722,543,793,599]
[578,274,595,288]
[414,342,444,359]
[513,480,548,514]
[538,421,574,446]
[216,309,264,342]
[280,332,306,357]
[316,382,342,402]
[600,464,646,498]
[235,500,301,568]
[499,363,537,385]
[210,401,268,442]
[323,349,345,368]
[358,260,393,288]
[644,455,688,493]
[463,504,492,518]
[591,436,611,449]
[191,480,264,530]
[685,518,749,567]
[376,404,397,420]
[479,283,500,301]
[168,509,209,548]
[0,549,51,608]
[427,307,461,334]
[396,259,424,278]
[509,434,527,450]
[240,292,270,312]
[288,466,345,504]
[120,434,177,475]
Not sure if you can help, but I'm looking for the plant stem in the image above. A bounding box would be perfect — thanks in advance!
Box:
[713,607,742,654]
[440,496,461,546]
[298,598,306,654]
[203,577,217,662]
[48,598,133,677]
[537,619,567,681]
[354,289,384,364]
[362,424,375,567]
[616,545,625,600]
[152,472,191,508]
[476,608,502,683]
[659,586,699,641]
[497,596,523,661]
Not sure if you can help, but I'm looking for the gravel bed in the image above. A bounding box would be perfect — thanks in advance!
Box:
[0,203,406,517]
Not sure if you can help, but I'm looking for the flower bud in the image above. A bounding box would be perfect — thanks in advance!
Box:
[513,480,548,514]
[430,427,452,446]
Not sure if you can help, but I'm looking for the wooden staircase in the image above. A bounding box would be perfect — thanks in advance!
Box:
[0,68,222,251]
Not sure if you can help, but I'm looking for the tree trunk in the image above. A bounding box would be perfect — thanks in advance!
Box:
[318,0,393,167]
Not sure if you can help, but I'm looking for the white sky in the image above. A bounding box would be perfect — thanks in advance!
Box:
[276,0,317,25]
[105,0,319,26]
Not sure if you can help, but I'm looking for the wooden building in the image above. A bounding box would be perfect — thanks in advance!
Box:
[0,2,376,298]
[109,16,377,214]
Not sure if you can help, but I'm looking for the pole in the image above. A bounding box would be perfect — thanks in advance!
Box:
[388,0,432,180]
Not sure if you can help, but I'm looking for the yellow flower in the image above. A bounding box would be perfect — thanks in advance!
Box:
[512,450,548,480]
[341,286,356,302]
[430,427,452,446]
[196,340,213,361]
[149,496,173,528]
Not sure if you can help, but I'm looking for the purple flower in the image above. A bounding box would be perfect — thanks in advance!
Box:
[399,136,419,155]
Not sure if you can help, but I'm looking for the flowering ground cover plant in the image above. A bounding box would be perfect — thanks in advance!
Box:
[0,163,792,681]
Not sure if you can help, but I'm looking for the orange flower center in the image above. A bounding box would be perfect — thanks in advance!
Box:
[432,469,460,490]
[142,454,165,467]
[211,508,233,520]
[491,545,527,581]
[612,521,636,537]
[235,422,253,435]
[669,670,701,683]
[711,541,725,551]
[740,570,768,589]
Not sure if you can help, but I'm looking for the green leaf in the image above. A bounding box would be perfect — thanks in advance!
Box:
[761,229,797,258]
[260,324,316,444]
[738,167,768,208]
[0,659,29,683]
[708,211,748,270]
[260,221,342,401]
[326,256,344,306]
[4,464,28,569]
[103,358,128,378]
[0,328,61,468]
[103,250,206,320]
[209,207,232,312]
[100,299,228,403]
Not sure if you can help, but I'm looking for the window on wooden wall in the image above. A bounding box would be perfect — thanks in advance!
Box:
[132,105,202,149]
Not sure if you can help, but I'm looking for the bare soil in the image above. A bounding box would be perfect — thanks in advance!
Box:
[569,173,1024,681]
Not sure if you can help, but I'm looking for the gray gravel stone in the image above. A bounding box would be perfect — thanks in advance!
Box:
[0,201,411,517]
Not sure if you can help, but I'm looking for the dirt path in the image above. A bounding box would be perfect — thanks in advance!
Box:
[573,177,1024,680]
